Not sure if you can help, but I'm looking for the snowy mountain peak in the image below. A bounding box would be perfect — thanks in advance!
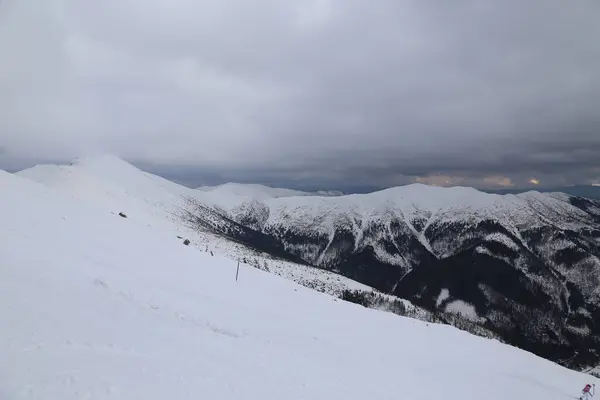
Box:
[67,154,154,180]
[68,154,134,168]
[197,182,312,199]
[197,182,344,199]
[18,155,146,188]
[368,182,500,207]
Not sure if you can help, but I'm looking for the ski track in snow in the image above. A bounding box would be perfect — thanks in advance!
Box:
[1,165,598,399]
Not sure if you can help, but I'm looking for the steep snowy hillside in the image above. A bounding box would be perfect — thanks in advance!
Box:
[15,156,367,298]
[202,181,600,369]
[1,170,597,399]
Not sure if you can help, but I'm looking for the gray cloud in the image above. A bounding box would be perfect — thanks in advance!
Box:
[1,0,600,189]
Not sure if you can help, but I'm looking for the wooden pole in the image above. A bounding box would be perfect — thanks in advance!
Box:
[236,261,240,282]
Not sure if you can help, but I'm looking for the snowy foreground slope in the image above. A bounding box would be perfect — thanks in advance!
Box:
[1,171,597,399]
[16,156,369,298]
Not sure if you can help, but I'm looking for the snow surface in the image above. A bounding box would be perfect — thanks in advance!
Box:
[445,300,480,322]
[2,167,599,399]
[436,288,450,307]
[484,232,521,252]
[15,156,368,298]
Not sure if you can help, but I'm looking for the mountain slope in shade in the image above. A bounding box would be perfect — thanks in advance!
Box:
[1,169,598,399]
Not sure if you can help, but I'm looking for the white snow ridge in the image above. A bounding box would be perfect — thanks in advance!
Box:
[1,157,597,399]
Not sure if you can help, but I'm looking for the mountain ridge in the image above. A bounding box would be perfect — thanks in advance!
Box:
[485,185,600,200]
[197,182,343,198]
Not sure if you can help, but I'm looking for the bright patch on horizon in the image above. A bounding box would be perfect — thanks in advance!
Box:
[483,176,514,188]
[529,179,540,185]
[415,175,465,187]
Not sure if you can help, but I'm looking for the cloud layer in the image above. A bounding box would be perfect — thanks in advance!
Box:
[1,0,600,189]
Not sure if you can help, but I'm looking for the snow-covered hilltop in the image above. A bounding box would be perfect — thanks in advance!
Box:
[1,161,598,399]
[14,155,369,298]
[14,155,600,370]
[197,182,342,199]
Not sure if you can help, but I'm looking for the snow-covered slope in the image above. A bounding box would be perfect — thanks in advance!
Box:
[15,156,369,298]
[1,169,597,399]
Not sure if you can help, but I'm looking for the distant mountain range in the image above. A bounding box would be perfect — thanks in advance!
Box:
[484,185,600,199]
[197,183,344,198]
[13,156,600,370]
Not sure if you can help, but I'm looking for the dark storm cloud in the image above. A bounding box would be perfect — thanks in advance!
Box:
[1,0,600,189]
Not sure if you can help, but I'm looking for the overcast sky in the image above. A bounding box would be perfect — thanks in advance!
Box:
[1,0,600,191]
